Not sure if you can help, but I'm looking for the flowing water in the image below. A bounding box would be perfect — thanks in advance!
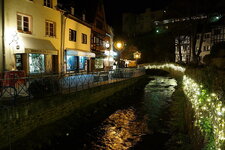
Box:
[84,76,177,150]
[9,76,178,150]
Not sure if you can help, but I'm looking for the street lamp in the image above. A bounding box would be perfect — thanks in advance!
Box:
[114,41,125,51]
[133,51,141,67]
[113,41,125,68]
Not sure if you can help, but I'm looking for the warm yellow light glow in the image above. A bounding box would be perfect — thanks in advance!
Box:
[144,63,186,73]
[183,75,225,149]
[133,51,141,59]
[116,42,122,49]
[114,41,124,50]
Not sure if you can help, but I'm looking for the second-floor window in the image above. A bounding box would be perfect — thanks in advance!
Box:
[17,14,31,33]
[69,29,76,41]
[82,33,87,44]
[44,0,52,8]
[45,21,56,37]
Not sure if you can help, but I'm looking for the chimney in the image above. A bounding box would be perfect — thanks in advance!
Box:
[70,7,74,15]
[82,13,86,21]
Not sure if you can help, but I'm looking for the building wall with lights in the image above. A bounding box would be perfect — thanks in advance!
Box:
[88,1,114,70]
[211,25,225,44]
[64,16,95,72]
[64,17,91,52]
[0,0,115,74]
[4,0,61,73]
[175,35,191,63]
[175,32,212,64]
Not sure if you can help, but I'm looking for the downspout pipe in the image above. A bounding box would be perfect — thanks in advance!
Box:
[2,0,5,72]
[60,12,67,75]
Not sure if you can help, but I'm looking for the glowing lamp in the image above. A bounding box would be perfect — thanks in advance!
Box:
[105,41,110,48]
[114,41,125,50]
[116,43,122,48]
[133,51,141,59]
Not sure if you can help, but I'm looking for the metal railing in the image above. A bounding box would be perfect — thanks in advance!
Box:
[0,68,146,101]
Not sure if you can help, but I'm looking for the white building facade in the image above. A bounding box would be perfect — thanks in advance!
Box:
[1,0,97,75]
[4,0,61,74]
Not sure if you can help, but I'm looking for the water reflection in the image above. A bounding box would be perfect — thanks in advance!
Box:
[144,76,177,131]
[90,76,177,150]
[92,108,149,150]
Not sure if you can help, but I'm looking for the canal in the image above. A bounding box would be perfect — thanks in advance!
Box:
[8,75,189,150]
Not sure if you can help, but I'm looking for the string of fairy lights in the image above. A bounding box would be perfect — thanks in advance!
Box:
[144,63,225,150]
[144,63,186,73]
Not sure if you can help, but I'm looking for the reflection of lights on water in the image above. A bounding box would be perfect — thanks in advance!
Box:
[93,108,149,150]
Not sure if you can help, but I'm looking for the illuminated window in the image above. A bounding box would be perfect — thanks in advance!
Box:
[66,56,78,71]
[29,54,45,73]
[95,58,104,69]
[82,33,87,44]
[69,29,76,41]
[44,0,52,8]
[79,56,86,70]
[17,14,31,33]
[15,54,23,70]
[45,20,56,37]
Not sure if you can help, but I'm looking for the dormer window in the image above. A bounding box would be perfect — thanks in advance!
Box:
[44,0,52,8]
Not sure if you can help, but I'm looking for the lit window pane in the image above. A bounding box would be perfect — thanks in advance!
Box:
[29,54,45,73]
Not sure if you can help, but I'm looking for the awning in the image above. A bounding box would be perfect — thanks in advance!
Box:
[66,49,95,58]
[15,37,58,55]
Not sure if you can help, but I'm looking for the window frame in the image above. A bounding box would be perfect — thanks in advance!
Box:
[69,29,77,42]
[45,20,56,37]
[44,0,53,8]
[29,53,45,74]
[17,13,32,34]
[82,33,87,44]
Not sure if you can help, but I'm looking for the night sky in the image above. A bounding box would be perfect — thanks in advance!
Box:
[59,0,225,35]
[59,0,172,34]
[104,0,171,33]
